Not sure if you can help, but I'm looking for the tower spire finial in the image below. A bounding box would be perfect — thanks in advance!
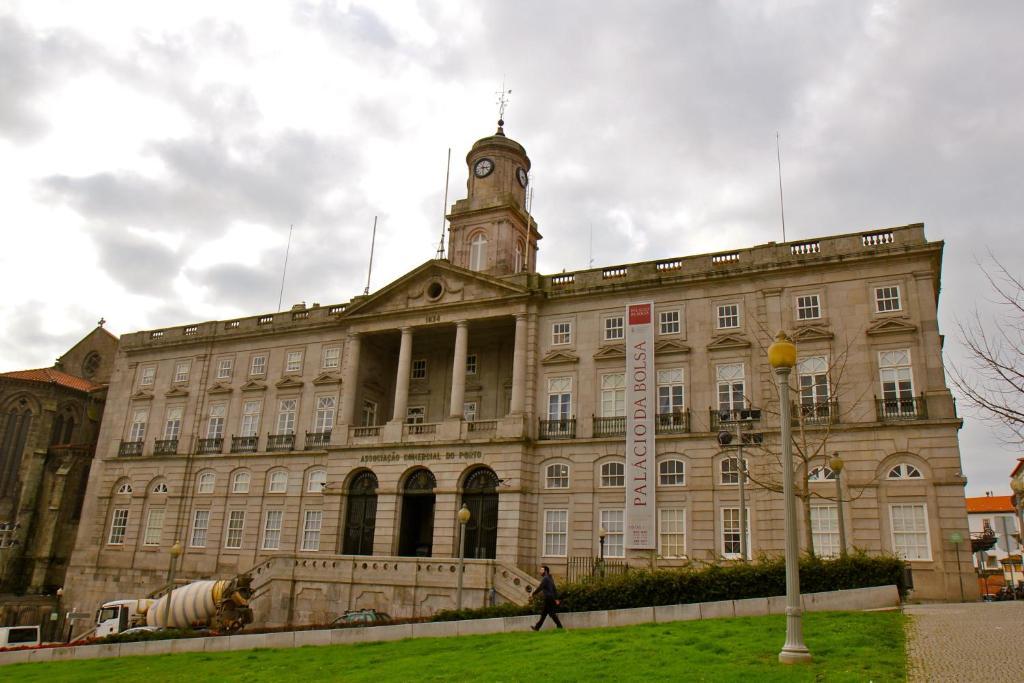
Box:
[495,78,511,135]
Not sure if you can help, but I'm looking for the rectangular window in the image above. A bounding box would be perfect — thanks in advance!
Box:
[240,400,261,437]
[600,509,625,558]
[163,406,183,440]
[811,505,840,558]
[190,509,210,548]
[224,510,245,549]
[302,510,323,551]
[108,508,129,545]
[716,363,745,411]
[314,396,335,432]
[262,510,283,550]
[466,354,478,375]
[600,373,626,417]
[604,316,624,341]
[250,354,267,376]
[659,509,686,558]
[717,304,740,329]
[207,403,226,439]
[216,358,233,380]
[657,368,685,415]
[463,401,478,421]
[360,400,377,427]
[875,285,902,312]
[879,349,914,411]
[174,361,190,384]
[659,310,680,335]
[891,503,931,560]
[276,398,297,434]
[798,356,830,406]
[406,406,425,424]
[322,346,341,369]
[722,507,751,559]
[552,322,572,345]
[543,509,568,557]
[411,359,427,380]
[143,508,164,546]
[140,366,156,386]
[285,350,303,373]
[547,377,572,421]
[796,294,821,320]
[129,408,148,442]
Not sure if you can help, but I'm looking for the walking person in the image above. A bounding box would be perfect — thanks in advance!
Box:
[531,565,563,630]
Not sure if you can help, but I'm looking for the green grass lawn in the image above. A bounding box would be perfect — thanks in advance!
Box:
[7,611,906,682]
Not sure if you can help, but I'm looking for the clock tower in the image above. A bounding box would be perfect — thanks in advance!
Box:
[447,120,541,276]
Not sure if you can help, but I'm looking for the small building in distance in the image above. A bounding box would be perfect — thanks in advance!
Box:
[966,492,1023,594]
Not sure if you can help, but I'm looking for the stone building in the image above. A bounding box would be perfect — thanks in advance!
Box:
[0,325,116,632]
[63,125,975,628]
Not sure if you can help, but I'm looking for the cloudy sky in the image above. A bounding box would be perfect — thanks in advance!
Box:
[2,1,1021,495]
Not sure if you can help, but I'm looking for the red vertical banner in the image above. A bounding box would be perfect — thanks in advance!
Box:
[625,301,656,549]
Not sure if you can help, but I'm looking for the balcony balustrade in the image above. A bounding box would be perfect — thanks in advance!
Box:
[118,441,144,457]
[795,399,839,426]
[267,433,296,452]
[305,431,331,449]
[655,410,690,434]
[196,437,223,455]
[539,418,576,440]
[405,423,438,436]
[876,395,928,421]
[231,435,259,453]
[709,407,762,431]
[592,416,625,437]
[351,426,381,438]
[153,439,178,456]
[466,420,497,433]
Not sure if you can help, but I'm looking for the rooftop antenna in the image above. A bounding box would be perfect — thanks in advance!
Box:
[436,148,451,259]
[364,215,377,295]
[276,224,293,312]
[776,132,787,243]
[495,78,511,133]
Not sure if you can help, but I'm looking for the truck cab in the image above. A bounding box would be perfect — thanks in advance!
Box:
[95,599,152,637]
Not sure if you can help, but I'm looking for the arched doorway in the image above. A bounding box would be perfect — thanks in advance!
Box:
[398,468,436,557]
[461,467,499,559]
[343,470,378,555]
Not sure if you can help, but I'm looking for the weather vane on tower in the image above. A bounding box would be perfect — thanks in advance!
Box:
[495,79,511,134]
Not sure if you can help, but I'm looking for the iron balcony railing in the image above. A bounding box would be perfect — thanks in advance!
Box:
[709,407,762,431]
[267,433,295,452]
[231,435,259,453]
[118,440,144,457]
[304,431,331,449]
[656,410,690,434]
[566,556,631,583]
[539,418,576,440]
[794,399,839,426]
[196,437,223,455]
[153,439,178,456]
[876,395,928,421]
[592,416,625,437]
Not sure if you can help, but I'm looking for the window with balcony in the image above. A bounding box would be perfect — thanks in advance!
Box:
[657,368,685,416]
[314,396,335,433]
[463,401,478,421]
[600,373,625,417]
[276,399,297,435]
[716,363,745,412]
[163,406,183,441]
[547,377,572,420]
[360,399,377,427]
[206,403,226,439]
[406,406,425,424]
[128,408,148,442]
[798,356,831,422]
[240,400,261,437]
[879,349,916,417]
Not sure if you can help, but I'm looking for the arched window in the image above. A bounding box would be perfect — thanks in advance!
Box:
[887,463,923,480]
[514,241,525,273]
[268,470,288,493]
[600,461,625,488]
[307,469,327,492]
[808,466,836,481]
[545,463,569,489]
[469,233,487,271]
[152,482,169,494]
[197,472,216,494]
[231,471,251,494]
[116,482,133,495]
[659,459,685,486]
[720,457,747,485]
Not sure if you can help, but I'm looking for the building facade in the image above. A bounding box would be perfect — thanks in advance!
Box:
[966,493,1022,593]
[63,126,976,627]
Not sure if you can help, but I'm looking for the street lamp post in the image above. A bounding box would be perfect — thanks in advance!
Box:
[829,454,847,557]
[456,504,471,610]
[949,531,965,602]
[164,540,183,627]
[768,331,812,664]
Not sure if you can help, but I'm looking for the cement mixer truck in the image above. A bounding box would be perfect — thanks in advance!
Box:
[94,575,254,637]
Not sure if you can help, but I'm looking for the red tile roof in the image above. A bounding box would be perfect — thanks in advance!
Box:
[0,367,101,393]
[965,495,1016,514]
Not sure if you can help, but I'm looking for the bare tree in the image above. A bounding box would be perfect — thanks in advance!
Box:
[949,256,1024,445]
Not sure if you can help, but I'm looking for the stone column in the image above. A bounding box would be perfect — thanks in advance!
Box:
[339,333,361,425]
[391,327,413,422]
[509,313,528,414]
[449,321,469,419]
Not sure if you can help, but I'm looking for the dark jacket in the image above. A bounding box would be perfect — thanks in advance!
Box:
[537,573,557,600]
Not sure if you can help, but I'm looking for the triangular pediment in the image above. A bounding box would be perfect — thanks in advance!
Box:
[240,379,267,392]
[866,318,918,336]
[130,389,154,401]
[792,325,835,343]
[312,372,342,385]
[164,386,189,398]
[275,376,305,389]
[206,382,233,395]
[343,260,529,317]
[707,334,751,351]
[654,339,692,355]
[541,350,580,365]
[593,344,625,360]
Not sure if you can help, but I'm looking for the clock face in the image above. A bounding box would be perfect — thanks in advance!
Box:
[474,158,495,178]
[517,167,528,188]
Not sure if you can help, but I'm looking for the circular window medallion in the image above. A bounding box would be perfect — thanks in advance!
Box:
[82,351,101,379]
[426,281,444,300]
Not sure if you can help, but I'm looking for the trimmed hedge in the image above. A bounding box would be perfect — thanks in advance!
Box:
[431,603,533,622]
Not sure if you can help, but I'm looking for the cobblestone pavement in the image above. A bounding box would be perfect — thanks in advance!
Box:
[905,602,1024,682]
